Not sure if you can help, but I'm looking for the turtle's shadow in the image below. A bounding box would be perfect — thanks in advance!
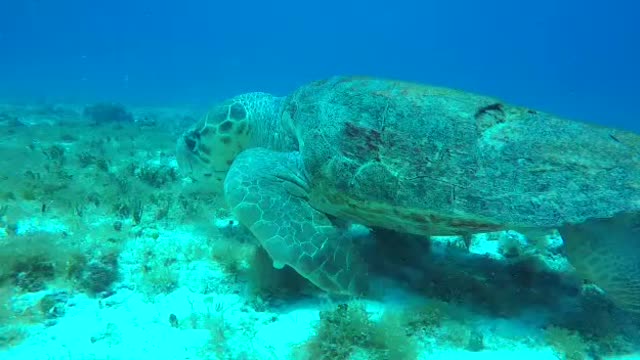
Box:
[362,227,580,316]
[236,220,638,343]
[360,227,640,339]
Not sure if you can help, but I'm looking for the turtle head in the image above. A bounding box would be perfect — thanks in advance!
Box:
[176,97,253,190]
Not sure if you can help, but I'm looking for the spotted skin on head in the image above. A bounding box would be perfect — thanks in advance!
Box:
[176,93,277,187]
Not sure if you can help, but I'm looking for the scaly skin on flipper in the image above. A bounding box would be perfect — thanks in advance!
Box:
[559,212,640,313]
[177,75,640,312]
[223,147,368,295]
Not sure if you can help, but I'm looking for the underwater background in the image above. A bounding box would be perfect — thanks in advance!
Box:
[1,0,639,130]
[1,1,640,360]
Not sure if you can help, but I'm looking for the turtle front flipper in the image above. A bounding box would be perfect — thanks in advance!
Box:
[224,147,369,295]
[559,211,640,313]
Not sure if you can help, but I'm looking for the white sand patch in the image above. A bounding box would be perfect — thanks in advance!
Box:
[0,217,635,360]
[423,347,557,360]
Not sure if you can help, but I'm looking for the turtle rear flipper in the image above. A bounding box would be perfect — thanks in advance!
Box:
[224,147,369,295]
[559,212,640,313]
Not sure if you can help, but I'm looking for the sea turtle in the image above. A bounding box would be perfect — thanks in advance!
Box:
[176,76,640,312]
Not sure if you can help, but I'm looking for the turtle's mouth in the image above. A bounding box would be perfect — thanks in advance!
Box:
[191,169,227,182]
[202,169,227,177]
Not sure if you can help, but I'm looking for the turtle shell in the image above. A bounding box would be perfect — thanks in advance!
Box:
[281,76,640,236]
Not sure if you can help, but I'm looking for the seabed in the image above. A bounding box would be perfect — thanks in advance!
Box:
[0,102,639,360]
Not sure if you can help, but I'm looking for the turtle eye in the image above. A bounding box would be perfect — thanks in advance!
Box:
[184,131,200,152]
[184,136,197,151]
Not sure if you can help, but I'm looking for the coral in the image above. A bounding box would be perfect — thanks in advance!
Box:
[0,232,77,292]
[544,325,589,360]
[295,302,418,360]
[19,168,72,202]
[298,302,372,360]
[131,233,210,298]
[497,231,529,258]
[0,221,124,297]
[0,287,17,325]
[438,320,480,350]
[83,102,134,124]
[12,255,56,292]
[78,252,120,295]
[369,311,420,360]
[75,151,110,172]
[38,291,70,320]
[41,144,66,168]
[548,288,639,357]
[136,163,179,188]
[0,286,42,349]
[89,322,122,346]
[466,328,485,351]
[182,297,263,359]
[140,262,179,297]
[209,236,255,276]
[403,299,454,336]
[168,313,179,328]
[205,311,232,357]
[0,326,27,349]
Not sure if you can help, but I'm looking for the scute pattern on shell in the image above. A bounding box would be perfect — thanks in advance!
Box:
[283,76,640,234]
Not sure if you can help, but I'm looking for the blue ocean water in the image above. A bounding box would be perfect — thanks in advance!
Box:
[1,2,640,359]
[0,0,638,131]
